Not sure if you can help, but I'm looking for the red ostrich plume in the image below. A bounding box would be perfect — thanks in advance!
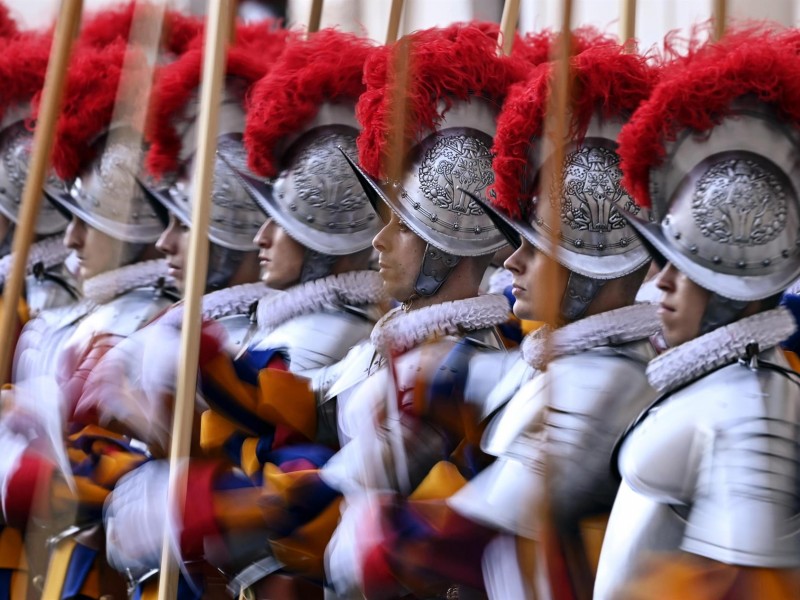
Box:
[244,29,376,178]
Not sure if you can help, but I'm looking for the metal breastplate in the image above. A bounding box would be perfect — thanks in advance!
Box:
[614,347,800,566]
[451,339,656,538]
[216,312,254,356]
[249,307,375,376]
[24,264,80,317]
[70,287,176,343]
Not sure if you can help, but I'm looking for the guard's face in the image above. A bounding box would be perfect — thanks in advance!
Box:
[64,216,122,281]
[372,208,427,302]
[504,238,569,323]
[156,214,189,289]
[655,262,710,347]
[254,217,305,290]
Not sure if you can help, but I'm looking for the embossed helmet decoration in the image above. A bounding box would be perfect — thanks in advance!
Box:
[141,21,290,252]
[0,31,68,235]
[476,40,657,319]
[233,29,379,259]
[351,23,529,297]
[42,40,163,244]
[619,30,800,304]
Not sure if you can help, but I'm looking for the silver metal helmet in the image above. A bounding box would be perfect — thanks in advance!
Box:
[0,117,68,235]
[229,102,381,256]
[476,114,651,281]
[349,98,506,258]
[138,90,264,252]
[43,128,163,244]
[624,100,800,302]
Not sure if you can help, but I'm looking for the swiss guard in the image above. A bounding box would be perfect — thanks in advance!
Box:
[596,29,800,600]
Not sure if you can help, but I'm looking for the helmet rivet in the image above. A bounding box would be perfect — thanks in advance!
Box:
[289,204,297,211]
[574,239,583,247]
[674,232,681,240]
[453,223,459,230]
[620,238,629,247]
[737,260,746,269]
[689,244,698,254]
[712,256,721,264]
[597,243,605,251]
[762,259,771,266]
[536,218,544,226]
[429,251,436,257]
[368,213,375,220]
[475,226,482,234]
[783,249,790,258]
[413,202,420,209]
[306,215,314,222]
[401,191,409,198]
[430,214,438,222]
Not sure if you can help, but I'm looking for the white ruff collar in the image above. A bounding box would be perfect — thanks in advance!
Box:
[521,302,660,369]
[257,270,385,332]
[0,235,70,287]
[82,259,171,306]
[647,306,797,394]
[371,294,509,355]
[161,282,277,327]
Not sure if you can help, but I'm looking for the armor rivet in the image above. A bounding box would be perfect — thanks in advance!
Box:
[430,214,438,222]
[574,239,583,247]
[431,270,438,276]
[762,259,771,266]
[689,244,698,254]
[475,226,482,234]
[453,223,459,230]
[413,202,420,209]
[737,260,746,269]
[620,238,629,247]
[598,243,605,251]
[401,192,409,198]
[783,249,790,258]
[712,256,721,264]
[429,251,436,257]
[536,218,544,226]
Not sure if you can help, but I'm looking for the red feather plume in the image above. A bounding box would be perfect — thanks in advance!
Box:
[0,3,17,39]
[146,20,291,179]
[244,29,375,178]
[77,2,201,55]
[491,38,657,217]
[43,40,150,179]
[0,31,52,125]
[618,28,800,208]
[357,22,529,180]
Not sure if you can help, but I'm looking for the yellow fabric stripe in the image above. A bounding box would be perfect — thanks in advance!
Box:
[241,437,261,477]
[409,461,467,501]
[213,488,267,530]
[41,536,76,599]
[256,369,316,440]
[94,451,146,488]
[200,409,239,451]
[0,526,24,569]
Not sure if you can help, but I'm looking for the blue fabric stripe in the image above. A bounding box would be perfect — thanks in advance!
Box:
[0,569,12,600]
[61,543,96,599]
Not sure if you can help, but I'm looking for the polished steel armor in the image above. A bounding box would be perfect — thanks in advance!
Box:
[44,129,163,244]
[626,101,800,301]
[230,103,381,256]
[479,115,651,280]
[350,99,506,258]
[0,120,68,234]
[595,344,800,599]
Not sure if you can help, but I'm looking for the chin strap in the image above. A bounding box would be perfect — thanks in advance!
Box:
[205,244,250,291]
[299,247,337,284]
[412,243,460,298]
[699,293,748,336]
[560,272,606,322]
